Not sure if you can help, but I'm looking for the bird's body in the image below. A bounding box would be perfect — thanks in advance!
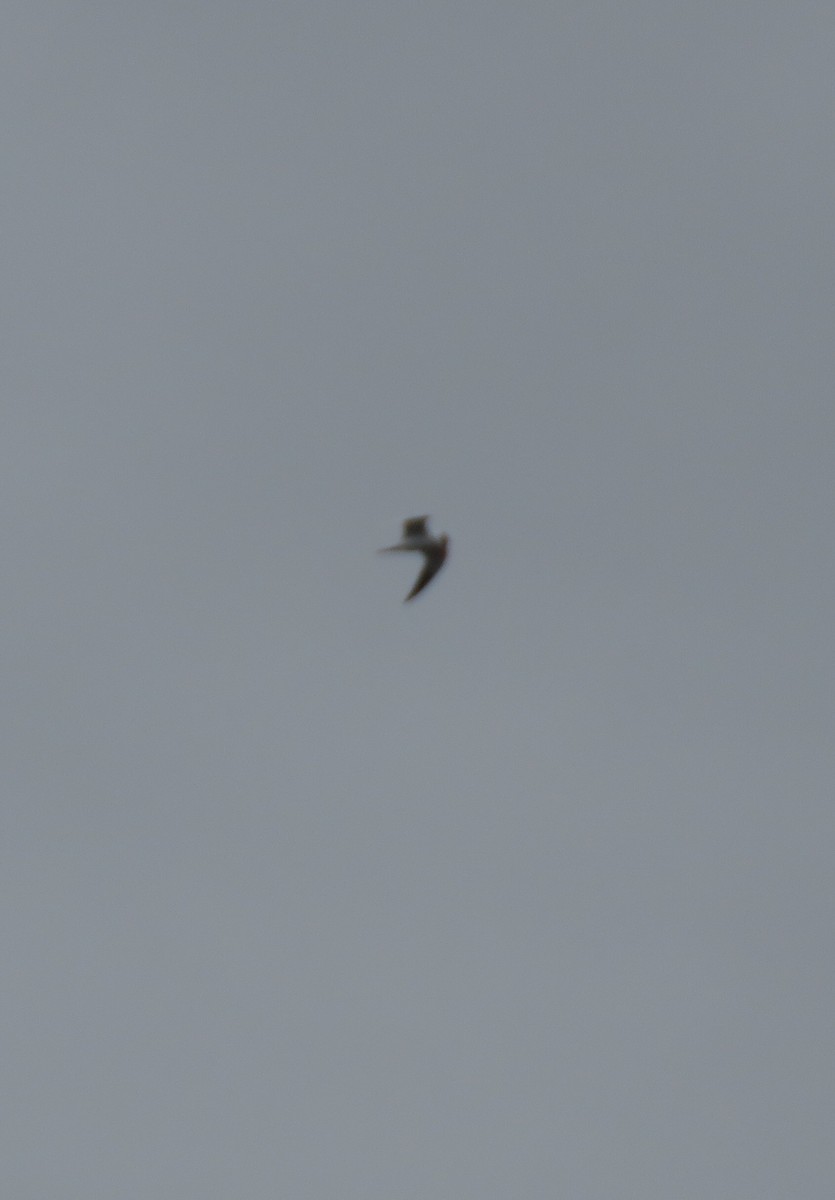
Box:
[378,516,449,601]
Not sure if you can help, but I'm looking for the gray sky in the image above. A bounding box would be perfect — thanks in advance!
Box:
[3,2,834,1196]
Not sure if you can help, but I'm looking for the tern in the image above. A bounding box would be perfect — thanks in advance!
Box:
[378,516,449,601]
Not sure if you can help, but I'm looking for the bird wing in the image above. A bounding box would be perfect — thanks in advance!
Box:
[402,516,429,539]
[404,542,447,601]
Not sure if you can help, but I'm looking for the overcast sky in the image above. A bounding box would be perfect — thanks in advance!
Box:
[3,3,834,1196]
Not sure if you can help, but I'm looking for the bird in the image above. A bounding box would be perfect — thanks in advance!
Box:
[378,516,449,601]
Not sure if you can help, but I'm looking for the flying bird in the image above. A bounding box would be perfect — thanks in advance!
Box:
[378,516,449,601]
